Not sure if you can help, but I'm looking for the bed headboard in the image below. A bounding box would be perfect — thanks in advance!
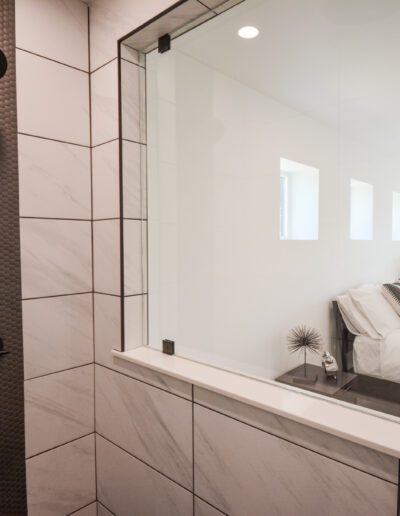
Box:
[332,300,356,372]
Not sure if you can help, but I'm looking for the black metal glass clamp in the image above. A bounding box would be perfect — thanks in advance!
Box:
[0,338,10,357]
[0,49,8,79]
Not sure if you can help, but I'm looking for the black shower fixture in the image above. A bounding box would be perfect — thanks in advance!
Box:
[0,49,7,78]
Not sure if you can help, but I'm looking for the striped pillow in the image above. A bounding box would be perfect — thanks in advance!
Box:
[382,284,400,316]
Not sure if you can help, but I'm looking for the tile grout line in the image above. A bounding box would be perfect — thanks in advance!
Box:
[97,432,226,515]
[25,362,93,382]
[16,46,89,74]
[193,399,399,486]
[66,499,97,516]
[97,432,193,494]
[97,500,117,516]
[95,362,192,402]
[22,291,93,301]
[92,137,119,149]
[18,131,90,148]
[26,432,95,461]
[87,3,98,507]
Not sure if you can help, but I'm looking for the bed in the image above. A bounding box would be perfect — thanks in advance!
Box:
[333,298,400,383]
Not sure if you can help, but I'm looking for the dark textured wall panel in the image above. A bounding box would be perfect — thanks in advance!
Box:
[0,0,27,513]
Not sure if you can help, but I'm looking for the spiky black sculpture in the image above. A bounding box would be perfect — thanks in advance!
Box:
[287,325,322,382]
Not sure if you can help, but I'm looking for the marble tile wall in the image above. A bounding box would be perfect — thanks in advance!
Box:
[26,434,96,516]
[95,364,193,489]
[96,435,193,516]
[16,0,95,513]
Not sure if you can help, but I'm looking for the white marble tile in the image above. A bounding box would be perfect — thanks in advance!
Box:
[195,498,225,516]
[114,347,400,460]
[70,502,98,516]
[123,139,147,219]
[194,386,399,484]
[121,44,145,67]
[94,292,121,360]
[26,434,96,516]
[121,59,146,144]
[92,139,119,220]
[89,0,177,71]
[91,60,118,147]
[25,365,94,457]
[15,0,89,71]
[18,134,91,219]
[16,50,90,145]
[124,294,147,350]
[94,295,191,398]
[97,502,114,516]
[95,364,193,489]
[96,435,193,516]
[93,219,120,295]
[124,219,146,295]
[194,405,398,516]
[20,219,92,298]
[23,294,93,380]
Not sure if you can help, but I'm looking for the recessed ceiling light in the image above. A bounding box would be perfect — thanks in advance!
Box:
[238,26,259,39]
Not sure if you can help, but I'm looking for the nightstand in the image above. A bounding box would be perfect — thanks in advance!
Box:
[276,364,357,396]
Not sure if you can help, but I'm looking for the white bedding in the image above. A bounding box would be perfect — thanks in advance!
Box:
[354,329,400,382]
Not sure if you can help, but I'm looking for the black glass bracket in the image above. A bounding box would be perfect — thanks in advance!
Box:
[158,33,171,54]
[162,339,175,355]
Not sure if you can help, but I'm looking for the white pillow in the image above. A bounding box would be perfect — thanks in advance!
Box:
[348,284,400,338]
[336,293,381,339]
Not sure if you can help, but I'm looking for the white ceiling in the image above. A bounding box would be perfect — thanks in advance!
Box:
[171,0,400,158]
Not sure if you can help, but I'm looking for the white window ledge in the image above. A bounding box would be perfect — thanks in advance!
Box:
[112,346,400,459]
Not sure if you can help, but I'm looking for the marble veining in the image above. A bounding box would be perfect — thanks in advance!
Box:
[94,294,192,398]
[26,434,96,516]
[16,50,90,146]
[89,0,180,71]
[18,134,91,219]
[23,294,93,379]
[97,502,114,516]
[124,294,147,350]
[20,218,92,298]
[94,292,122,358]
[121,59,146,144]
[195,497,226,516]
[92,139,120,220]
[194,405,398,516]
[16,0,89,70]
[122,139,147,219]
[96,435,193,516]
[93,219,120,295]
[194,386,399,484]
[95,364,193,489]
[124,219,146,295]
[121,44,144,67]
[91,60,119,146]
[25,365,94,457]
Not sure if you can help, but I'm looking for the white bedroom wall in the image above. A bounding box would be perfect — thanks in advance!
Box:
[147,48,400,379]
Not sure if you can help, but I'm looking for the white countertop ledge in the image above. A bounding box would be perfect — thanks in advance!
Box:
[112,347,400,459]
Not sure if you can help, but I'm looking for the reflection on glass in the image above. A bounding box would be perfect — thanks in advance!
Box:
[141,0,400,420]
[350,180,373,241]
[279,158,319,241]
[392,192,400,241]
